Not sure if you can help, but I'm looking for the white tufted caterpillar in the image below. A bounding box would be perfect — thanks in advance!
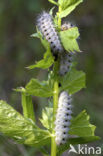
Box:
[37,11,63,57]
[55,91,72,145]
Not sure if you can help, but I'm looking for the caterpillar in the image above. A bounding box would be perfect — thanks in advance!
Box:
[59,51,73,76]
[55,91,72,145]
[37,11,63,56]
[59,22,74,76]
[61,22,74,31]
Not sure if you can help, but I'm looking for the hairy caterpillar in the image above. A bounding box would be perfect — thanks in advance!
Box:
[55,91,72,145]
[37,12,63,56]
[59,51,73,76]
[59,22,74,76]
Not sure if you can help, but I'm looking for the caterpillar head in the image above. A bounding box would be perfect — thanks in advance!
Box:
[61,22,74,31]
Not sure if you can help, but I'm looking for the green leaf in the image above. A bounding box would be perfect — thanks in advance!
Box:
[60,68,86,94]
[49,7,55,16]
[70,110,96,136]
[31,29,50,50]
[48,0,58,6]
[0,100,50,146]
[40,107,53,131]
[21,92,35,122]
[26,79,53,97]
[40,147,50,156]
[57,136,100,156]
[58,0,83,8]
[58,0,83,18]
[57,110,100,155]
[31,32,40,38]
[30,29,54,69]
[14,87,26,93]
[28,48,54,69]
[38,32,50,50]
[60,27,80,52]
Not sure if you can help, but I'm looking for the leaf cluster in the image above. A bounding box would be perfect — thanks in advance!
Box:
[0,101,99,155]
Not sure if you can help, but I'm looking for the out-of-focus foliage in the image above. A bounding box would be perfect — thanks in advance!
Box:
[0,0,103,155]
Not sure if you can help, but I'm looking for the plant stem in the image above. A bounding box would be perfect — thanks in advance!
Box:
[57,6,62,29]
[51,61,59,156]
[51,6,62,155]
[22,91,35,122]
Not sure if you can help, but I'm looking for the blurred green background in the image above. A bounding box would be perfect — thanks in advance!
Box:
[0,0,103,155]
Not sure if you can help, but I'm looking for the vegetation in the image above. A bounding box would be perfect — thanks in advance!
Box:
[0,0,102,156]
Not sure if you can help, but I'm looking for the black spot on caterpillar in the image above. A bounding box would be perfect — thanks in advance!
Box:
[37,11,63,56]
[59,83,62,87]
[55,91,72,145]
[59,51,73,76]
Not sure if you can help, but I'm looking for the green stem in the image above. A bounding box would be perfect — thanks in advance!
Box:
[57,6,62,29]
[51,61,59,156]
[22,91,35,122]
[51,6,62,155]
[53,80,59,121]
